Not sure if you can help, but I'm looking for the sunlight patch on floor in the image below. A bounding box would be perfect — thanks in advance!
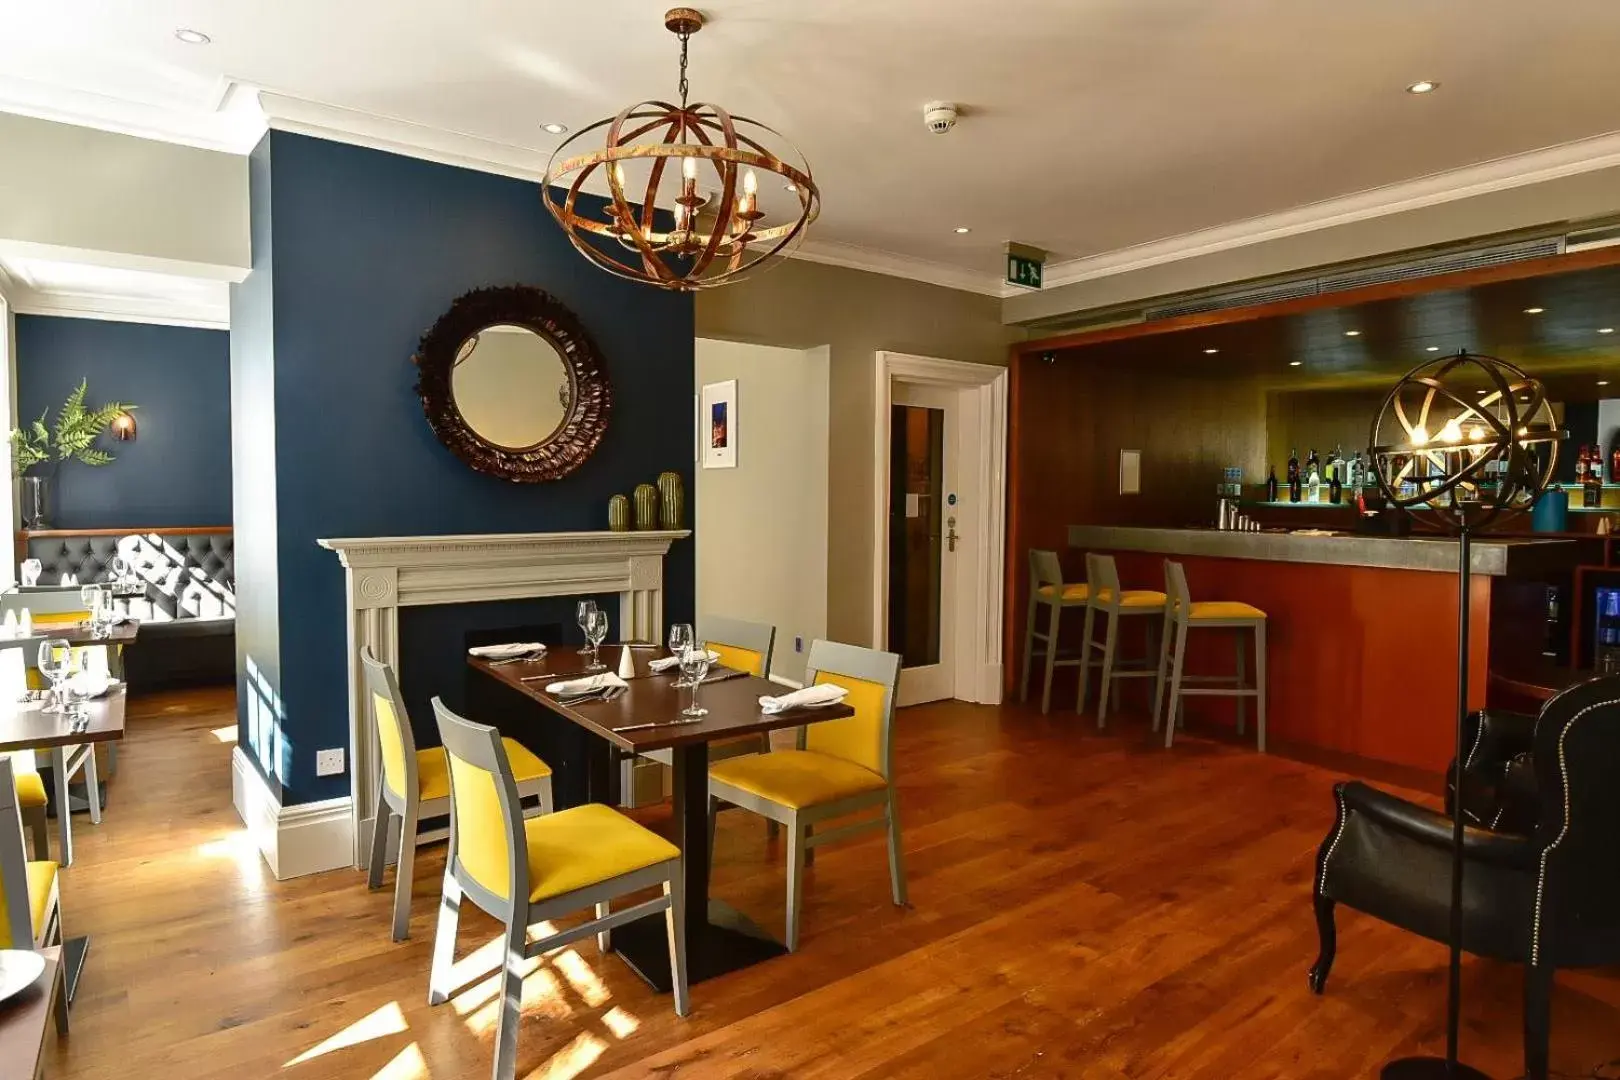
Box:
[210,724,238,743]
[554,949,611,1008]
[521,1032,607,1080]
[464,967,569,1037]
[285,1001,409,1067]
[371,1041,428,1080]
[195,829,270,891]
[600,1006,640,1039]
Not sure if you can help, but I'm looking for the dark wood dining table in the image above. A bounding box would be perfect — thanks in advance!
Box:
[0,945,62,1080]
[0,691,126,1005]
[470,643,854,990]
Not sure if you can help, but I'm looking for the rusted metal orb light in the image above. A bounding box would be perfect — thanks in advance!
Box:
[542,8,820,291]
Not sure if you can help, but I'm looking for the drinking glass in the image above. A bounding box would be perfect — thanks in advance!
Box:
[37,638,71,714]
[668,623,695,685]
[584,609,609,672]
[576,599,598,657]
[679,640,712,718]
[110,555,130,588]
[80,583,106,637]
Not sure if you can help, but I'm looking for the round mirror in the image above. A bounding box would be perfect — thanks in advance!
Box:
[451,324,572,449]
[414,285,611,482]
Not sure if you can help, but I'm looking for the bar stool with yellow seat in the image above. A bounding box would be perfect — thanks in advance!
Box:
[428,700,687,1080]
[1079,553,1168,726]
[0,756,68,1035]
[1020,549,1091,714]
[1154,559,1268,751]
[361,647,554,942]
[706,640,905,952]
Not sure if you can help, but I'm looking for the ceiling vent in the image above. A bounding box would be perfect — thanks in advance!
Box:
[1565,221,1620,253]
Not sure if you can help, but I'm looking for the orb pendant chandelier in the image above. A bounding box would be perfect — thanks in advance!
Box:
[541,7,820,291]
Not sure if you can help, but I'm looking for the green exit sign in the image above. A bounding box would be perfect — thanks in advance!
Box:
[1006,252,1043,290]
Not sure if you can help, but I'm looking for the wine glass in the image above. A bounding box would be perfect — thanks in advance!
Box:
[79,583,105,637]
[110,554,130,588]
[584,608,609,672]
[668,623,694,686]
[37,638,71,714]
[576,599,598,657]
[679,640,712,718]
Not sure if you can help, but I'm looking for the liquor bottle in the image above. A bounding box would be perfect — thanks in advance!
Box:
[1587,449,1604,508]
[1306,448,1321,503]
[1328,461,1343,504]
[1287,448,1301,503]
[1576,444,1589,486]
[1266,465,1278,502]
[1611,441,1620,487]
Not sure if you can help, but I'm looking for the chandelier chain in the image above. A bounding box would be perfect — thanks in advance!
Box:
[677,31,690,110]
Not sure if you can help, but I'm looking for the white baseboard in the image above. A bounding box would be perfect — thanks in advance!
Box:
[232,746,355,880]
[979,662,1004,705]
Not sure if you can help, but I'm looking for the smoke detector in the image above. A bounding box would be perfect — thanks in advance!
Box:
[923,101,958,135]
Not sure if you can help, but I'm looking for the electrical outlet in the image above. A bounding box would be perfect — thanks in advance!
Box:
[316,748,346,777]
[794,636,803,653]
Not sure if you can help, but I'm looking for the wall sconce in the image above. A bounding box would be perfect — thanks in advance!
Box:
[110,410,137,441]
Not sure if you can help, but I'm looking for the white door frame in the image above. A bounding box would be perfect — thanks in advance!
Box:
[872,351,1007,705]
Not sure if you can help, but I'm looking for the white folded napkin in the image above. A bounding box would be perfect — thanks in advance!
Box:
[65,671,120,699]
[545,672,629,696]
[758,683,848,714]
[648,650,721,673]
[468,642,547,659]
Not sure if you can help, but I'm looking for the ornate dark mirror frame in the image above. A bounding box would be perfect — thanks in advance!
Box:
[413,284,611,482]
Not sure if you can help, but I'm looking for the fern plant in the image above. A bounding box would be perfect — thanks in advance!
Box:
[9,379,136,476]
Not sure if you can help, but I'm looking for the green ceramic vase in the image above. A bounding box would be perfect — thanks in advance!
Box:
[607,494,630,532]
[657,471,684,529]
[633,483,660,530]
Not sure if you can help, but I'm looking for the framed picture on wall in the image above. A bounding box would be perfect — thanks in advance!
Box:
[700,379,738,469]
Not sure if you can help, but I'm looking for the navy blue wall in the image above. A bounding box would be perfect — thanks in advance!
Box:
[15,315,231,529]
[237,131,694,804]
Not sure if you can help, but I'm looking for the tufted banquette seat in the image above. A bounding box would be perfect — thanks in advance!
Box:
[24,530,234,689]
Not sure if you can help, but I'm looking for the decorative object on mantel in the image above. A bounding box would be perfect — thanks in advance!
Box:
[608,494,631,532]
[700,379,737,469]
[9,379,138,529]
[633,484,660,530]
[541,7,819,291]
[414,285,610,482]
[657,471,685,528]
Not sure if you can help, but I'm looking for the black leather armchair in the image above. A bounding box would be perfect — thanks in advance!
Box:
[1309,675,1620,1080]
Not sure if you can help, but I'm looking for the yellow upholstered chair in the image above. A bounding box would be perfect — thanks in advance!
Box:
[1079,552,1168,726]
[644,614,776,769]
[0,753,49,859]
[706,640,905,951]
[0,756,68,1034]
[429,700,687,1080]
[361,648,554,941]
[1020,549,1090,713]
[0,648,102,866]
[1155,560,1268,751]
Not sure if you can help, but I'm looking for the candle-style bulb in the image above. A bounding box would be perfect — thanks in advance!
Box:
[1439,418,1464,444]
[682,156,697,181]
[742,168,758,195]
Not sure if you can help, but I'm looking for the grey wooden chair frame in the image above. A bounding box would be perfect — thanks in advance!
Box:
[1080,553,1166,726]
[2,753,51,860]
[0,757,68,1035]
[1020,549,1091,714]
[361,647,552,942]
[428,700,687,1080]
[1154,560,1268,752]
[706,639,907,952]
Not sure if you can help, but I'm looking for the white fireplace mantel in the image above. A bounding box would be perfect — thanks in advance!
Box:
[318,529,690,868]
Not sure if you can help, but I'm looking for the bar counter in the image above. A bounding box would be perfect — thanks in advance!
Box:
[1066,526,1577,773]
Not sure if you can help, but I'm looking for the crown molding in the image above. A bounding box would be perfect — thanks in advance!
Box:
[3,282,229,330]
[791,239,1006,297]
[1040,129,1620,292]
[0,74,264,154]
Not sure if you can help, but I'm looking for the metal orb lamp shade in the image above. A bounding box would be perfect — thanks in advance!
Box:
[541,8,820,291]
[1366,352,1564,1080]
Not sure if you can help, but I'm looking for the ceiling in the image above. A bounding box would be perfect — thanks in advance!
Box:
[3,1,1620,295]
[1046,255,1620,402]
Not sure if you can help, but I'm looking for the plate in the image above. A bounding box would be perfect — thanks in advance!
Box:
[0,950,46,1005]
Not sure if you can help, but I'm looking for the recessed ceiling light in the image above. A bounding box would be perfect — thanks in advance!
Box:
[1601,327,1616,334]
[1203,348,1219,355]
[1344,330,1362,337]
[1289,360,1303,367]
[1524,307,1545,315]
[540,122,569,135]
[953,227,971,235]
[1476,389,1488,395]
[1600,380,1611,387]
[1426,346,1440,352]
[174,28,211,44]
[1406,80,1439,94]
[785,182,797,192]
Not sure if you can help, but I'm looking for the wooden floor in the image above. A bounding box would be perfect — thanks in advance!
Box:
[38,687,1620,1080]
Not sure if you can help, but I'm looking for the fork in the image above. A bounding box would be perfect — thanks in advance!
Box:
[488,649,545,667]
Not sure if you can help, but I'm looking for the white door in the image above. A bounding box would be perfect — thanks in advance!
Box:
[888,383,960,706]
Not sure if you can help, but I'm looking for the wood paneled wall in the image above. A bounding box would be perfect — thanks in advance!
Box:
[1264,387,1389,477]
[1005,350,1267,690]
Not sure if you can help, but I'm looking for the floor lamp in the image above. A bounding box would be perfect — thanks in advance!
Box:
[1367,351,1563,1080]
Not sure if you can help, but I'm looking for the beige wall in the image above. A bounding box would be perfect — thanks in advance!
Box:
[696,259,1016,646]
[694,339,829,683]
[0,112,249,278]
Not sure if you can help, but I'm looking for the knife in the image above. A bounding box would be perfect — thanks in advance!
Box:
[699,668,748,685]
[613,716,706,733]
